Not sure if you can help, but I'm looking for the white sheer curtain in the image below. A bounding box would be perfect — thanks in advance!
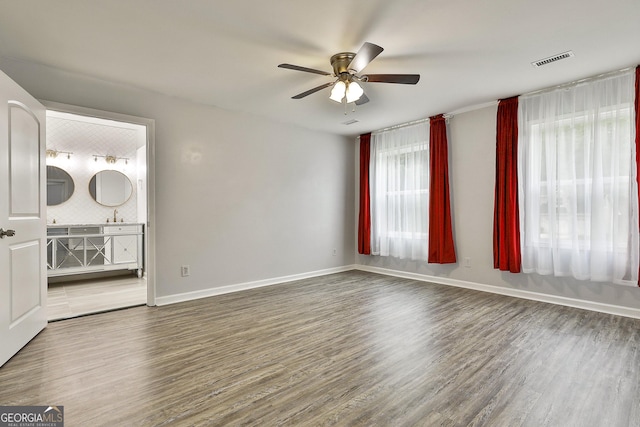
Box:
[370,121,430,260]
[518,69,639,285]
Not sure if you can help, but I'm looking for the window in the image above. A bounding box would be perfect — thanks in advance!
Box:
[518,70,639,285]
[370,121,430,260]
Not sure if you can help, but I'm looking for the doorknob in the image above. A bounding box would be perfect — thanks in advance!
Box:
[0,228,16,238]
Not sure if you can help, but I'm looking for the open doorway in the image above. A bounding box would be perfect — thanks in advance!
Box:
[43,104,155,320]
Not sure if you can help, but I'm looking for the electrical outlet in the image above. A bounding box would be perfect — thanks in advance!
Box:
[464,257,471,268]
[181,265,190,277]
[332,248,337,256]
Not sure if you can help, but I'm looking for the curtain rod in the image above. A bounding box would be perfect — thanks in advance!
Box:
[373,117,428,134]
[372,113,453,135]
[521,66,635,98]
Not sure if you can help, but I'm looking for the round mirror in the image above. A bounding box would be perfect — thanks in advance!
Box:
[47,166,75,206]
[89,170,133,207]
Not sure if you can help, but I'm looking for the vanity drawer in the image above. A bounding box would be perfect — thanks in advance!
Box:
[70,227,101,235]
[104,225,140,233]
[47,227,69,236]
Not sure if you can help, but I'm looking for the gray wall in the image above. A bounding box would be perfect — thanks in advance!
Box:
[357,105,640,311]
[0,57,356,299]
[6,53,638,313]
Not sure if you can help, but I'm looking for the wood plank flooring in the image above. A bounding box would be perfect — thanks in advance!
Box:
[1,271,639,426]
[47,275,147,321]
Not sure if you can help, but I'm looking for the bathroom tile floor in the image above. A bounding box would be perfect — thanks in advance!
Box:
[47,275,146,321]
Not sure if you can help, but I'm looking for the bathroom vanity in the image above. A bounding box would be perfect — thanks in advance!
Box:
[47,223,144,277]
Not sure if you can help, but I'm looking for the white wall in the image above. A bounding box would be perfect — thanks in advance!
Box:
[357,105,640,312]
[0,57,356,299]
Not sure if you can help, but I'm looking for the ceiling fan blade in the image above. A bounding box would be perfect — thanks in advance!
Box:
[291,82,334,99]
[355,94,370,105]
[364,74,420,84]
[347,42,384,73]
[278,63,332,76]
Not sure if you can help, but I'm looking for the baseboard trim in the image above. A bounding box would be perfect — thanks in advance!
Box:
[155,265,358,306]
[355,265,640,319]
[156,263,640,319]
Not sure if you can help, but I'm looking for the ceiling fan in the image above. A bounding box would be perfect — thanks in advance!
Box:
[278,42,420,106]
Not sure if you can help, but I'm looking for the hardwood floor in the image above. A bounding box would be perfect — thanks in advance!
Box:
[47,275,147,321]
[1,271,639,426]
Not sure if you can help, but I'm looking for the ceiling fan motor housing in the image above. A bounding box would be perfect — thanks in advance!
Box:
[330,52,356,77]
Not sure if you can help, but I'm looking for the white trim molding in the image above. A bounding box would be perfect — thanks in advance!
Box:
[355,265,640,319]
[155,265,358,306]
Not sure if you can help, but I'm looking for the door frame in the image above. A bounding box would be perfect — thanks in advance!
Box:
[41,101,157,306]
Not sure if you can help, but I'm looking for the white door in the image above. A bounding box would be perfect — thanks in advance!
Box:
[0,70,47,367]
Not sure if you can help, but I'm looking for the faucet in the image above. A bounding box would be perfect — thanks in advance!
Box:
[113,209,118,223]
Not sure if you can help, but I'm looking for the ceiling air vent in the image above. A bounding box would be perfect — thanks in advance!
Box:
[342,119,359,125]
[531,50,574,67]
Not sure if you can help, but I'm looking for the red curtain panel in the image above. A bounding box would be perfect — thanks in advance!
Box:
[428,115,456,263]
[635,66,640,286]
[358,133,371,255]
[493,97,521,273]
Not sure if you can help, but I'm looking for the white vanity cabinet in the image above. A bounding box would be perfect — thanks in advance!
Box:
[47,223,144,277]
[103,224,140,265]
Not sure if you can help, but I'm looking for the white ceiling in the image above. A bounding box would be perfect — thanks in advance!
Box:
[1,0,639,137]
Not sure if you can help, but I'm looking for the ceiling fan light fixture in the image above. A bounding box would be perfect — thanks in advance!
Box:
[330,81,346,102]
[280,42,420,105]
[345,81,364,103]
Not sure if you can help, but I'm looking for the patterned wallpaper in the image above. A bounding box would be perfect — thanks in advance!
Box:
[46,114,145,225]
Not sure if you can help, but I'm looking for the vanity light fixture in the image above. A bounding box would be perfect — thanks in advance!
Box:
[93,154,129,165]
[46,149,73,159]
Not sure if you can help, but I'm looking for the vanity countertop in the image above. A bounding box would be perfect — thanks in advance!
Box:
[47,222,144,227]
